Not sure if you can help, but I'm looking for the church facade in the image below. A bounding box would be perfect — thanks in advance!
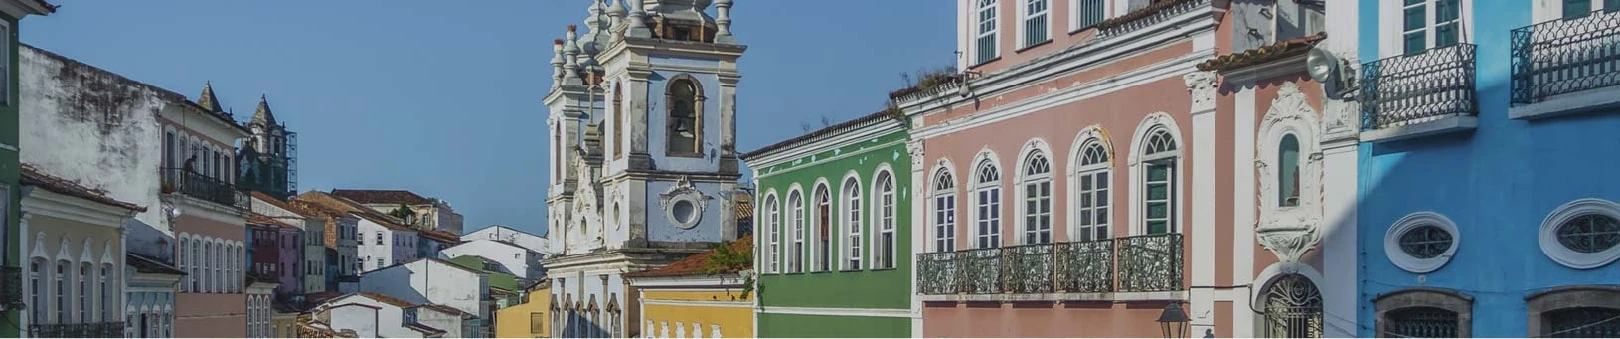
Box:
[542,0,746,338]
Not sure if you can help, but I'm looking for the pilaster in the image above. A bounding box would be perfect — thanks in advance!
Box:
[1184,71,1219,336]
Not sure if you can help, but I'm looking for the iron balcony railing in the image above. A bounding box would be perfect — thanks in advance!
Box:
[1360,43,1478,131]
[1512,9,1620,104]
[161,168,249,211]
[0,266,22,309]
[916,233,1182,296]
[28,322,125,338]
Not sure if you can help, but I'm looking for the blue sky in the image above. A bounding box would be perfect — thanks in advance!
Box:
[22,0,955,236]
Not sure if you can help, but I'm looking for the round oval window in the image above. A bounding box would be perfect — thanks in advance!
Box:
[1556,214,1620,254]
[673,200,696,225]
[1398,224,1453,259]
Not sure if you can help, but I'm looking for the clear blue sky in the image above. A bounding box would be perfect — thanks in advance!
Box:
[22,0,955,237]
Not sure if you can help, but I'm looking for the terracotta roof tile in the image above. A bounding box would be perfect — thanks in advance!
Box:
[421,229,461,243]
[329,189,433,205]
[356,292,416,308]
[251,191,322,217]
[410,304,467,318]
[1197,33,1327,72]
[626,235,752,278]
[20,164,144,212]
[248,213,300,229]
[1094,0,1191,30]
[404,323,445,335]
[294,191,412,231]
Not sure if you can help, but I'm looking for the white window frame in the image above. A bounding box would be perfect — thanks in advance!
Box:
[841,175,864,270]
[55,260,67,323]
[1132,123,1181,236]
[1018,0,1052,49]
[811,182,832,272]
[1070,0,1108,32]
[1384,211,1460,273]
[972,156,1003,249]
[763,193,780,274]
[1538,198,1620,269]
[1535,0,1617,22]
[77,263,88,323]
[1378,0,1474,59]
[30,257,45,324]
[1018,147,1054,245]
[932,166,958,253]
[1072,139,1112,242]
[872,168,897,269]
[974,0,1002,65]
[787,189,805,273]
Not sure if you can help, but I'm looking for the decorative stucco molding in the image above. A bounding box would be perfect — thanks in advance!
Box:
[658,176,710,229]
[1255,82,1325,263]
[1183,71,1218,113]
[906,139,925,170]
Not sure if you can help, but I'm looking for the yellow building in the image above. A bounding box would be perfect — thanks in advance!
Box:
[495,281,551,338]
[625,237,754,339]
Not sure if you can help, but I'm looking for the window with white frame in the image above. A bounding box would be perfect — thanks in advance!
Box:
[78,263,89,322]
[1559,0,1619,19]
[1021,150,1053,245]
[100,264,112,321]
[1022,0,1051,48]
[376,232,384,245]
[813,184,831,272]
[875,171,897,269]
[933,169,957,253]
[788,190,805,273]
[1075,140,1111,242]
[55,260,67,323]
[976,0,1000,64]
[1278,134,1302,207]
[1401,0,1461,55]
[1142,128,1178,235]
[1073,0,1106,30]
[30,258,44,323]
[974,159,1003,249]
[764,194,780,274]
[843,178,864,270]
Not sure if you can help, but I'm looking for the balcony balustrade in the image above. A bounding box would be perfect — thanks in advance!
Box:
[1512,9,1620,105]
[0,266,21,309]
[28,322,126,338]
[161,168,249,211]
[1360,43,1478,131]
[915,233,1182,296]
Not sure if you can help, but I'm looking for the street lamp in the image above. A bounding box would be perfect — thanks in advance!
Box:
[1158,303,1190,338]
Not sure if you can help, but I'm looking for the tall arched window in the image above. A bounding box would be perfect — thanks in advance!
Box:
[30,258,45,323]
[100,264,113,322]
[612,81,624,159]
[933,168,957,253]
[974,159,1003,249]
[1075,140,1111,242]
[1278,134,1301,207]
[1142,128,1178,235]
[787,190,804,273]
[975,0,1000,64]
[55,260,68,323]
[191,239,201,292]
[813,184,831,272]
[665,77,702,156]
[874,171,897,269]
[178,238,189,293]
[1021,150,1053,245]
[78,263,89,322]
[764,195,780,274]
[843,177,864,269]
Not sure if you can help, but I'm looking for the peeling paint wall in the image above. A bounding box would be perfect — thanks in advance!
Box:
[19,45,174,259]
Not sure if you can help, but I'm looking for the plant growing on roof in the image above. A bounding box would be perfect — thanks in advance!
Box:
[387,204,413,222]
[701,240,755,299]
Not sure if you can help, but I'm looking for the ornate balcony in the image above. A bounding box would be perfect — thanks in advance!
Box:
[0,266,21,310]
[914,233,1181,298]
[29,322,125,338]
[1359,44,1478,142]
[1510,9,1620,119]
[161,168,249,211]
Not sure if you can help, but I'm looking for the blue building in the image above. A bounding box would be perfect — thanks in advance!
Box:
[1357,0,1620,337]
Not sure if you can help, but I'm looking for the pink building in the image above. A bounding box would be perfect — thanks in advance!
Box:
[164,83,251,337]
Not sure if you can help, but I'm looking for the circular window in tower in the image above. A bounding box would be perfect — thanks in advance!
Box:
[1385,212,1460,274]
[1540,199,1620,269]
[664,195,705,229]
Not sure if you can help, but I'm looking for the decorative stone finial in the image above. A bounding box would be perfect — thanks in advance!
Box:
[714,0,735,44]
[626,0,650,38]
[552,39,566,85]
[564,26,581,84]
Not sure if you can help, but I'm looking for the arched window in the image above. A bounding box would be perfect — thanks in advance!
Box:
[1021,150,1053,245]
[787,190,804,273]
[100,264,113,322]
[874,171,897,269]
[30,258,45,323]
[813,184,832,272]
[1528,286,1620,337]
[763,194,780,274]
[191,239,201,292]
[1075,140,1111,242]
[1142,128,1178,235]
[1262,274,1323,338]
[933,168,957,253]
[612,81,624,159]
[55,260,68,323]
[1278,134,1301,207]
[975,0,1000,64]
[843,177,864,269]
[1374,288,1472,338]
[78,263,89,322]
[178,238,189,293]
[974,159,1003,249]
[666,77,702,156]
[1021,0,1050,47]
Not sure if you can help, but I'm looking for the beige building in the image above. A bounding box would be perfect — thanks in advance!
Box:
[18,165,142,337]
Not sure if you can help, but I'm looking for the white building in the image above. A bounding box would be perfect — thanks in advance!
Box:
[249,192,327,296]
[438,239,544,280]
[357,258,490,337]
[460,225,549,254]
[315,293,415,338]
[296,191,419,273]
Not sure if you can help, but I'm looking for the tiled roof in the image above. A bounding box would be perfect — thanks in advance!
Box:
[294,191,412,231]
[404,323,445,335]
[420,229,461,244]
[251,191,322,217]
[734,191,754,221]
[20,164,144,212]
[356,292,416,308]
[248,213,300,229]
[1197,33,1327,72]
[126,253,185,275]
[409,304,467,318]
[329,189,433,205]
[1094,0,1191,30]
[625,235,752,278]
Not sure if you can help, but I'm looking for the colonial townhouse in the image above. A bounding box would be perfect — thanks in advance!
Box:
[440,239,546,282]
[314,292,473,338]
[249,191,328,298]
[331,189,466,235]
[0,1,52,336]
[1176,0,1364,337]
[247,214,303,299]
[897,0,1220,337]
[286,197,359,293]
[245,274,277,338]
[625,236,753,339]
[357,258,490,337]
[1356,0,1620,337]
[17,166,140,338]
[742,111,913,337]
[492,280,550,338]
[462,225,551,254]
[296,190,418,273]
[19,45,250,338]
[125,253,183,338]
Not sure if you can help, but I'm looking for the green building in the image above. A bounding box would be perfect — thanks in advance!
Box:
[0,0,52,337]
[742,111,915,337]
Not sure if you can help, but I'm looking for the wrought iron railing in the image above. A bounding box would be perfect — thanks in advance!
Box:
[0,266,22,309]
[914,233,1180,295]
[1512,9,1620,104]
[161,168,249,211]
[28,322,125,338]
[1360,43,1478,131]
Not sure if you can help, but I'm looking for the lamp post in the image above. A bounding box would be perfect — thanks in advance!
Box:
[1158,303,1190,338]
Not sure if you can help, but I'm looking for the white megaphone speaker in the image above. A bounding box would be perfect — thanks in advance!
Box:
[1306,47,1356,99]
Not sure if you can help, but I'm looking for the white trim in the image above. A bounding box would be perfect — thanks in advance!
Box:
[870,164,898,269]
[969,150,1004,249]
[1125,112,1184,236]
[1539,198,1620,269]
[756,306,911,318]
[1066,125,1113,242]
[20,189,135,228]
[971,0,1003,65]
[1230,88,1257,338]
[808,178,833,272]
[752,138,907,180]
[760,191,780,274]
[743,120,905,171]
[1013,138,1055,245]
[1509,85,1620,120]
[785,186,805,274]
[929,160,960,253]
[641,299,752,309]
[1377,0,1475,59]
[1069,0,1110,32]
[171,194,247,225]
[0,143,15,152]
[839,172,865,270]
[1017,0,1054,49]
[1250,261,1326,306]
[1383,212,1460,274]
